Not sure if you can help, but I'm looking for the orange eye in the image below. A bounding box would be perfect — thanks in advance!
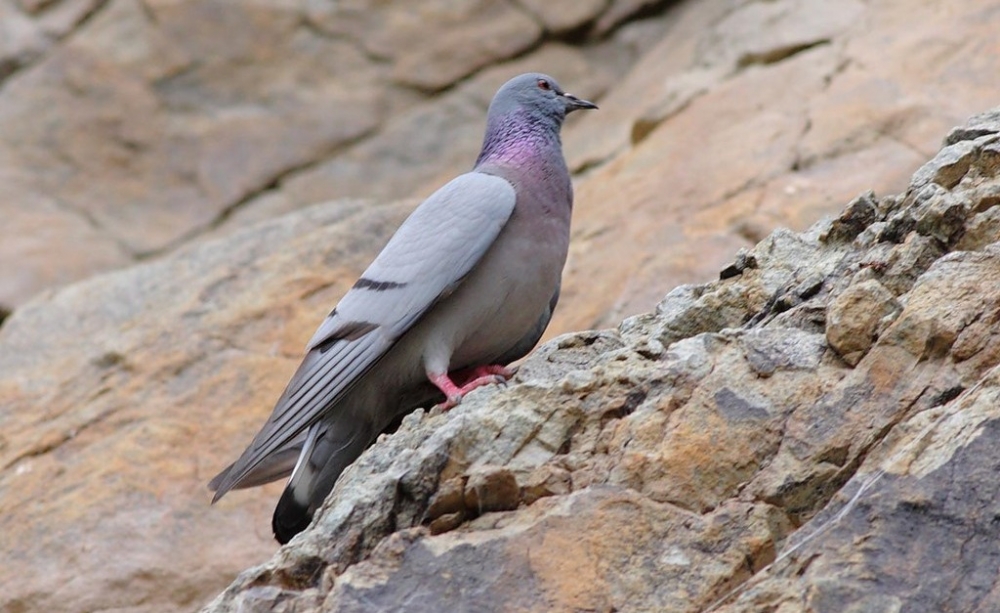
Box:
[537,79,551,91]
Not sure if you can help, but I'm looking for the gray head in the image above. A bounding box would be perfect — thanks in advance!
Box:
[487,73,598,125]
[476,73,597,168]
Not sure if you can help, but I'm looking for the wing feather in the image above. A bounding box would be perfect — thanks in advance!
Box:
[212,173,516,498]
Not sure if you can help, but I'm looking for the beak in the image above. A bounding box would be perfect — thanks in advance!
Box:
[561,92,599,112]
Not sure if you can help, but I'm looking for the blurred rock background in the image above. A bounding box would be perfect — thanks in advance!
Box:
[2,0,1000,611]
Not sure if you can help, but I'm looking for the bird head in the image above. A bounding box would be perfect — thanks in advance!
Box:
[491,73,599,123]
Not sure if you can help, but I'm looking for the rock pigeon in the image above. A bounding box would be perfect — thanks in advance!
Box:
[209,73,597,544]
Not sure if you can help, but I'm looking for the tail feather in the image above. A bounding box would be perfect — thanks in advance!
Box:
[215,382,443,544]
[208,445,301,495]
[272,489,314,545]
[209,433,306,502]
[271,417,373,544]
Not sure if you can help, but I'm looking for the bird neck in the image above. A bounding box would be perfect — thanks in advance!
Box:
[474,110,564,170]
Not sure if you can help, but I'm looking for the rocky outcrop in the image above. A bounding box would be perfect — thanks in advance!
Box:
[5,0,1000,336]
[195,111,1000,612]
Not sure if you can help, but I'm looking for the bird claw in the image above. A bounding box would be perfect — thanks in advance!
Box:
[461,373,506,391]
[428,369,511,412]
[433,396,462,412]
[450,364,515,388]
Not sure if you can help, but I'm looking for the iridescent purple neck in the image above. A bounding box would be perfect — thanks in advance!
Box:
[474,109,563,169]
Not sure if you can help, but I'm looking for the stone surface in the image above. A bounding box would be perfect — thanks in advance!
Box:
[556,0,1000,332]
[0,177,131,308]
[0,199,414,613]
[278,42,617,207]
[825,278,900,365]
[0,0,662,313]
[5,0,1000,331]
[307,0,542,92]
[519,0,609,34]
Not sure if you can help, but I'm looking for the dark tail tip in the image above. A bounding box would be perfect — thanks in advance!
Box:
[272,487,314,545]
[207,460,237,503]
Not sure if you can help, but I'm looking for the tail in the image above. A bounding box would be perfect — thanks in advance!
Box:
[208,445,303,496]
[271,418,373,544]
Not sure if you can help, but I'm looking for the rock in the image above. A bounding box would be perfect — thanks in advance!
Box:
[518,0,608,34]
[0,0,663,312]
[425,476,468,534]
[0,0,47,79]
[309,0,543,93]
[722,376,1000,612]
[0,178,131,312]
[825,278,900,366]
[520,464,572,505]
[5,0,1000,342]
[0,0,385,308]
[595,0,671,35]
[318,492,788,613]
[464,466,520,515]
[556,0,1000,333]
[0,199,415,613]
[388,1,543,93]
[280,42,617,207]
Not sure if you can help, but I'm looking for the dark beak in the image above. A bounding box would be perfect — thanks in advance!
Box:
[561,92,599,112]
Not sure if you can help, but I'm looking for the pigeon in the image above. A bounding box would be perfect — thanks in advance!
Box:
[209,73,597,544]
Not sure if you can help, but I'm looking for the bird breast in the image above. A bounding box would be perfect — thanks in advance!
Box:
[417,186,571,375]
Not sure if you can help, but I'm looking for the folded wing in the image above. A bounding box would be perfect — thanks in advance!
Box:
[211,173,517,499]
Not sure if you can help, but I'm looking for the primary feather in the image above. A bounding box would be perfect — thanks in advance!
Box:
[210,72,597,544]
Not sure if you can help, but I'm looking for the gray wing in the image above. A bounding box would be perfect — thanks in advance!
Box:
[211,172,516,499]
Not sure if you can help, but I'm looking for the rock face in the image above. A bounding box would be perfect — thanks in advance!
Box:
[0,0,638,311]
[5,1,1000,612]
[192,111,1000,611]
[5,0,1000,334]
[0,199,415,613]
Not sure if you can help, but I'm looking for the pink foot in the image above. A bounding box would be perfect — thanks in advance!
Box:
[453,364,515,386]
[428,365,515,411]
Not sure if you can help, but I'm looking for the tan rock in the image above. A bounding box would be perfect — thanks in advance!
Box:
[520,463,572,505]
[389,1,543,92]
[825,278,900,365]
[280,91,487,205]
[463,466,520,514]
[518,0,608,34]
[0,199,414,613]
[562,44,840,331]
[562,0,1000,331]
[0,0,48,73]
[0,0,659,310]
[317,492,787,613]
[595,0,671,35]
[309,0,543,92]
[0,0,384,305]
[722,324,1000,612]
[278,42,617,212]
[0,177,131,310]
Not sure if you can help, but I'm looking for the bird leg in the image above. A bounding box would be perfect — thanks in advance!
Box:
[428,365,515,411]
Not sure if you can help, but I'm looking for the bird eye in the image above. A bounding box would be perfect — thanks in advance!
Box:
[537,79,551,91]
